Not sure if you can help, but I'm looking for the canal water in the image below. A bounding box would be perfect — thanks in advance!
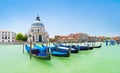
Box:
[0,43,120,73]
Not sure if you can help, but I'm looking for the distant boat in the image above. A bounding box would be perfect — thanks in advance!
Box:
[77,46,89,50]
[76,45,94,50]
[93,44,102,48]
[25,44,51,60]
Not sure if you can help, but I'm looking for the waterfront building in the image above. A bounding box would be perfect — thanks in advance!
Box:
[97,36,105,42]
[0,30,16,43]
[54,33,88,43]
[27,15,49,42]
[68,33,88,42]
[54,35,68,43]
[112,36,120,41]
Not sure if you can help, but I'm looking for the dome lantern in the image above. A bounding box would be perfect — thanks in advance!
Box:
[36,15,40,21]
[31,15,44,27]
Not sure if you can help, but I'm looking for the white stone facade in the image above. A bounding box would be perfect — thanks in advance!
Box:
[0,31,16,43]
[27,15,49,42]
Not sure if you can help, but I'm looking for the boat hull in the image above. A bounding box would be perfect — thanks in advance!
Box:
[25,45,51,60]
[51,47,70,57]
[93,45,102,48]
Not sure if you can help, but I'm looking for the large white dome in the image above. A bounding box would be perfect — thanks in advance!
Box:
[32,22,44,27]
[31,15,44,27]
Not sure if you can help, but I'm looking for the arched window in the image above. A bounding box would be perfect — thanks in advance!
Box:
[37,29,40,32]
[31,29,34,32]
[2,40,4,42]
[8,40,10,42]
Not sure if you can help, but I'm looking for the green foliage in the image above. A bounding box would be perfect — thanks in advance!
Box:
[49,38,55,42]
[105,37,111,40]
[16,33,27,41]
[22,35,27,41]
[16,33,23,41]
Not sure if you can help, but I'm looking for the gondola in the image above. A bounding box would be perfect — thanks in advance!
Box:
[76,45,94,50]
[57,44,79,53]
[93,44,102,48]
[77,46,89,50]
[35,44,70,57]
[50,46,70,57]
[25,44,51,60]
[88,46,94,50]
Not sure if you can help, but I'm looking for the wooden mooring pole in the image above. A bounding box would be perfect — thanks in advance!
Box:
[30,41,32,59]
[23,43,24,53]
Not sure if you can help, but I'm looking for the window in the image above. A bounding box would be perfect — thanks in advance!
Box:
[2,37,4,39]
[12,37,14,39]
[5,37,7,39]
[37,29,40,32]
[2,33,4,36]
[12,40,14,42]
[5,32,7,35]
[8,40,10,42]
[8,37,10,39]
[8,32,10,36]
[2,40,4,42]
[31,30,34,32]
[12,33,15,36]
[5,32,7,39]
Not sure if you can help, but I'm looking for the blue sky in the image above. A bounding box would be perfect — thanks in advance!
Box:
[0,0,120,37]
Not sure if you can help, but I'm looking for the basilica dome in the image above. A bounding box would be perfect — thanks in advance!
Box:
[31,15,44,27]
[32,22,44,27]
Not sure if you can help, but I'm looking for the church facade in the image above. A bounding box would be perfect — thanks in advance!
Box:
[27,15,49,42]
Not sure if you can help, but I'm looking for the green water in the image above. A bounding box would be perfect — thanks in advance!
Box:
[0,43,120,73]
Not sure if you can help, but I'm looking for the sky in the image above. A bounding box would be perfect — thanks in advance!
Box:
[0,0,120,38]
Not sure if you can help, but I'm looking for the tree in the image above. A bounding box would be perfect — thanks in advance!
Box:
[22,35,27,41]
[49,38,55,42]
[16,33,28,42]
[16,33,24,41]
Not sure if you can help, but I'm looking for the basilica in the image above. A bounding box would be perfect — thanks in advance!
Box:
[27,15,49,42]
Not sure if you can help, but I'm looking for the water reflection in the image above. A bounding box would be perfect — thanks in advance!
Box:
[79,50,93,56]
[25,54,54,67]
